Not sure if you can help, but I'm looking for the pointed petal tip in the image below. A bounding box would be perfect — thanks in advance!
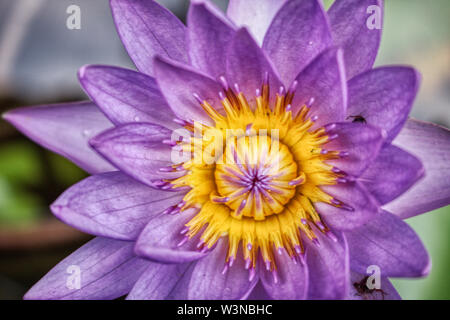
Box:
[152,54,165,65]
[88,134,102,150]
[2,113,13,128]
[77,64,88,80]
[421,256,432,277]
[50,204,64,216]
[2,107,24,124]
[77,64,103,81]
[2,107,44,135]
[133,241,147,258]
[0,101,115,174]
[2,109,12,120]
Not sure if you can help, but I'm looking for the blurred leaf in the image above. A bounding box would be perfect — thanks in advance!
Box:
[0,178,43,226]
[47,152,87,186]
[0,141,43,185]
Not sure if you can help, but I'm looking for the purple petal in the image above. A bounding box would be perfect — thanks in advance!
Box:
[246,282,273,300]
[227,0,285,45]
[360,145,424,205]
[187,239,258,300]
[259,249,308,300]
[187,1,236,78]
[24,237,148,300]
[291,48,347,127]
[324,122,385,177]
[226,28,282,106]
[135,208,207,264]
[2,102,114,174]
[346,210,430,277]
[386,119,450,219]
[348,272,401,300]
[328,0,383,79]
[90,123,183,187]
[110,0,188,75]
[263,0,333,86]
[347,66,421,143]
[78,65,177,129]
[51,172,186,240]
[127,262,193,300]
[153,57,223,125]
[306,231,350,299]
[316,182,379,231]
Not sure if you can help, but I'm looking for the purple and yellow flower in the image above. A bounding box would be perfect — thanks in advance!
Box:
[4,0,450,300]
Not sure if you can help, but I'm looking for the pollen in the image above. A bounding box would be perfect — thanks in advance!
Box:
[164,74,350,280]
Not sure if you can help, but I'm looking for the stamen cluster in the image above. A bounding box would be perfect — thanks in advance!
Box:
[160,75,351,280]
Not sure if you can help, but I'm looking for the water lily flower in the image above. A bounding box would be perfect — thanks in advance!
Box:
[4,0,450,300]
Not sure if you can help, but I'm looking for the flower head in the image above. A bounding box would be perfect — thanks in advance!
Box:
[4,0,450,300]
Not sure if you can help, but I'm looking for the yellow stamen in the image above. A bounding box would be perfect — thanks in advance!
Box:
[168,80,346,271]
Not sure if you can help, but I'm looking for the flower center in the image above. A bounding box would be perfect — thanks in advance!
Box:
[214,134,301,220]
[163,75,350,280]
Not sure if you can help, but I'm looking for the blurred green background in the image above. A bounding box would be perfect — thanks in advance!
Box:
[0,0,449,299]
